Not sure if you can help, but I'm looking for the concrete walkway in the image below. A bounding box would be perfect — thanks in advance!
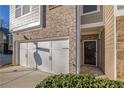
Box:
[80,65,108,79]
[0,66,50,88]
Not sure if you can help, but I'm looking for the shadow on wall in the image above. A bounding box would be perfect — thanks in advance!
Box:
[33,42,50,69]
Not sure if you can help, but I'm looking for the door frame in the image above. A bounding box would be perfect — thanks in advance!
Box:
[83,40,97,66]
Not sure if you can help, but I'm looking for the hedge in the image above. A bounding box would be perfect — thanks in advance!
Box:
[35,74,124,88]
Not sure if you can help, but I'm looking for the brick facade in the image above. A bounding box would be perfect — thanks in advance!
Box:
[116,16,124,79]
[12,6,77,73]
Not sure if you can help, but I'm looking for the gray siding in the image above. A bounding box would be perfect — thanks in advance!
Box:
[81,6,103,25]
[10,5,41,31]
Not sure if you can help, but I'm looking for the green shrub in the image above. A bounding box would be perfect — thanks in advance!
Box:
[35,74,124,88]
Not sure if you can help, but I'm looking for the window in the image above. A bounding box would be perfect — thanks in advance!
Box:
[116,5,124,16]
[15,5,21,18]
[82,5,99,15]
[15,5,30,18]
[117,5,124,10]
[23,5,30,15]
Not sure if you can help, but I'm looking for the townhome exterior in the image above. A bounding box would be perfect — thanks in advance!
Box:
[0,27,8,54]
[0,30,6,53]
[10,5,77,74]
[10,5,124,80]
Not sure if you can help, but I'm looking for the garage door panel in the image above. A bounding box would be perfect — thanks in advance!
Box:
[28,43,36,68]
[28,42,37,49]
[51,40,69,74]
[52,49,69,74]
[20,43,28,67]
[37,41,50,72]
[20,43,27,49]
[38,51,50,72]
[20,49,28,67]
[52,40,69,49]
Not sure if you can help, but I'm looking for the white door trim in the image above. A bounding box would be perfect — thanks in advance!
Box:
[83,40,97,67]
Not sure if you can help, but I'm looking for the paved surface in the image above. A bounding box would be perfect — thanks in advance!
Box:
[80,65,108,79]
[0,66,51,88]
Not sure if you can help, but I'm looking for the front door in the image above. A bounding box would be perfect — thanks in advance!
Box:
[84,40,97,66]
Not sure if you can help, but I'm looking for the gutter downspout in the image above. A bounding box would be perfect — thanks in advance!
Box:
[76,5,81,74]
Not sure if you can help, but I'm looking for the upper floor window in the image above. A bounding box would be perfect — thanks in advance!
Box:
[117,5,124,10]
[116,5,124,16]
[22,5,30,15]
[15,5,21,18]
[82,5,100,15]
[15,5,31,18]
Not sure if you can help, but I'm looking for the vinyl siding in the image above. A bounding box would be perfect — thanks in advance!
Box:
[81,6,103,25]
[104,6,115,79]
[10,5,41,31]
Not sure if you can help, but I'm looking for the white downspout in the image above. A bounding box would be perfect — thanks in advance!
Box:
[76,6,81,74]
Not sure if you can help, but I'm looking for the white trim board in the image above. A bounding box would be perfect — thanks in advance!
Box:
[80,22,104,29]
[12,22,40,31]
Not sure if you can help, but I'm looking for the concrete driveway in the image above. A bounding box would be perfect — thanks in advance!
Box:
[0,66,51,88]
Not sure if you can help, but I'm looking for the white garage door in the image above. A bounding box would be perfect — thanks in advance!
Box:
[37,41,50,72]
[20,43,28,67]
[51,40,69,74]
[19,40,69,74]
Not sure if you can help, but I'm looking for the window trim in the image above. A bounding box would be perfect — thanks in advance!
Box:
[15,5,31,18]
[82,5,100,16]
[116,5,124,16]
[15,5,21,18]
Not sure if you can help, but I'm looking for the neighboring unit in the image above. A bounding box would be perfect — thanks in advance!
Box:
[0,27,9,54]
[116,5,124,79]
[9,5,124,80]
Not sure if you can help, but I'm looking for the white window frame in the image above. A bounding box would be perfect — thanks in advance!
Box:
[15,5,21,18]
[116,5,124,16]
[82,5,100,16]
[15,5,31,18]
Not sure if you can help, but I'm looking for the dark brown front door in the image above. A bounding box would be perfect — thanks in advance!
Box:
[84,41,97,66]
